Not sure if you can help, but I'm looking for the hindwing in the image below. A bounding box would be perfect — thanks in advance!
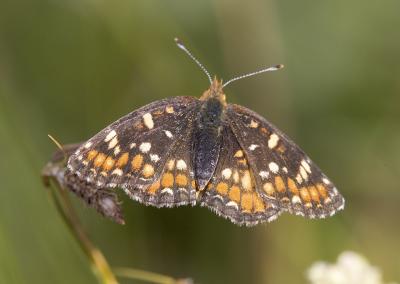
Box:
[226,104,345,219]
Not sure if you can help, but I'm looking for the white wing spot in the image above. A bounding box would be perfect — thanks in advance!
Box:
[259,171,269,179]
[139,142,151,153]
[150,154,160,162]
[142,113,154,129]
[248,144,259,151]
[268,215,279,222]
[112,169,123,176]
[268,133,279,149]
[108,136,118,149]
[268,162,279,173]
[226,201,239,210]
[104,130,117,142]
[114,146,121,156]
[221,168,232,179]
[301,160,311,173]
[161,188,174,195]
[292,195,302,204]
[213,195,224,202]
[176,159,187,170]
[164,130,173,138]
[84,142,92,149]
[296,173,303,184]
[130,143,136,149]
[299,166,308,181]
[322,178,330,185]
[282,167,288,173]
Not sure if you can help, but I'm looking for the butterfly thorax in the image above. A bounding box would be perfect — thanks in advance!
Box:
[194,79,227,191]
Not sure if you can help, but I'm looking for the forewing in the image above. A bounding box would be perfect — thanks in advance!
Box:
[200,126,281,226]
[67,96,200,207]
[226,104,345,219]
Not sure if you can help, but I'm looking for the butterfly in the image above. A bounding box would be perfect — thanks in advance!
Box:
[63,38,344,226]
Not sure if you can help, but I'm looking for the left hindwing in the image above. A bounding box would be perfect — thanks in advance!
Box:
[226,104,345,219]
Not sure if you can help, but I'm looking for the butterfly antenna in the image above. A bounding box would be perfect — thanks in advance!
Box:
[222,64,284,88]
[48,134,67,162]
[175,37,212,85]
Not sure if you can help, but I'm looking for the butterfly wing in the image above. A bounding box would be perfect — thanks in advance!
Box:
[42,142,125,224]
[199,125,282,226]
[67,96,201,207]
[226,104,345,219]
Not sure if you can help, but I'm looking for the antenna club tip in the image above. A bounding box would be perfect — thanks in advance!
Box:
[276,64,284,69]
[174,37,184,47]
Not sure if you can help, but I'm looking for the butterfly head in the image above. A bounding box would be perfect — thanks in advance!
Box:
[200,77,227,106]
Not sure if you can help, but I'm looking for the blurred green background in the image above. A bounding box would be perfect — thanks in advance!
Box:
[1,0,399,283]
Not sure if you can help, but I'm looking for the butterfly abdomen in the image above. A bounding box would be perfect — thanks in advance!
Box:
[193,97,225,191]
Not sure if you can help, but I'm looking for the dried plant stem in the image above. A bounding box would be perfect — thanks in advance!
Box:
[48,180,118,284]
[46,177,187,284]
[114,267,180,284]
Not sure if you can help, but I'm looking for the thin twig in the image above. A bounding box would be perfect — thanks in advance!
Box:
[43,138,190,284]
[114,267,185,284]
[45,175,190,284]
[47,179,118,284]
